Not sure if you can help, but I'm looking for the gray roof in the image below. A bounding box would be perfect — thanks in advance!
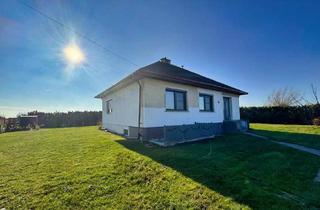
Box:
[95,59,247,98]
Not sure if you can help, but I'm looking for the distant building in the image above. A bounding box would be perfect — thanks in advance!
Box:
[19,115,39,129]
[5,118,19,132]
[4,115,39,132]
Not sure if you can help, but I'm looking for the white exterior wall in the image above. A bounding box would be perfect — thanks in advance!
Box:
[143,90,225,127]
[231,96,240,120]
[101,82,139,134]
[99,78,241,132]
[141,78,240,127]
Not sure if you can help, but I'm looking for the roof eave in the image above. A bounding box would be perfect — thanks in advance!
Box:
[136,71,247,96]
[239,91,249,95]
[94,73,143,99]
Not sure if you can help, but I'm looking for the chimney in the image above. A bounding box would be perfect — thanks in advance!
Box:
[160,57,171,64]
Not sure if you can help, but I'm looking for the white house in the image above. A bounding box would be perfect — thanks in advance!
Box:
[95,58,247,142]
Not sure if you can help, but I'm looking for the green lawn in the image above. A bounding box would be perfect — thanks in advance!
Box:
[0,126,320,209]
[250,123,320,150]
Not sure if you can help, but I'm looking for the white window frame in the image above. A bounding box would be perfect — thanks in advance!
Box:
[199,93,214,112]
[165,88,187,111]
[106,99,112,114]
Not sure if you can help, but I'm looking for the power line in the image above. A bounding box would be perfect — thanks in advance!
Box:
[17,0,139,67]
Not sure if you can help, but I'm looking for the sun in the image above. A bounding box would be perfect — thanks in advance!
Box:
[63,43,85,65]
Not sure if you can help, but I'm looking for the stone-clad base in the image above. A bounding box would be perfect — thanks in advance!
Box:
[129,122,224,141]
[128,126,165,140]
[123,120,248,145]
[129,120,248,141]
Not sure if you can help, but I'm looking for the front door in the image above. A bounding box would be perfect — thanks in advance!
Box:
[223,97,232,121]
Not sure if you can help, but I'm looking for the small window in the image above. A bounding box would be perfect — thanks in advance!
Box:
[199,94,213,112]
[106,99,112,114]
[165,89,187,111]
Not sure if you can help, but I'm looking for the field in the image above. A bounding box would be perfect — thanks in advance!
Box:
[0,126,320,209]
[250,123,320,149]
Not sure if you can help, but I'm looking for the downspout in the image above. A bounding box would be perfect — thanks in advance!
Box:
[137,80,142,141]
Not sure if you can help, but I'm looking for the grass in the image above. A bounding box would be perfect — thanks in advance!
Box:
[250,123,320,150]
[0,126,320,209]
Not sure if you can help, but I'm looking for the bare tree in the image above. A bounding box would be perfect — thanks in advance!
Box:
[311,84,319,105]
[267,87,304,107]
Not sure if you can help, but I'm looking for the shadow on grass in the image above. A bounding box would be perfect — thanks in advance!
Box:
[116,134,320,210]
[250,128,320,150]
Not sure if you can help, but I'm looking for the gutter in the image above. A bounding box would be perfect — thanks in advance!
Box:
[137,79,142,141]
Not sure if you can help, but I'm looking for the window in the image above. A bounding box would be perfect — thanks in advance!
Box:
[165,89,187,111]
[106,99,112,114]
[165,91,174,110]
[199,94,214,112]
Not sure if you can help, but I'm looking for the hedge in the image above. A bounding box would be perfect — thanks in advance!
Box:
[27,111,102,128]
[240,104,320,125]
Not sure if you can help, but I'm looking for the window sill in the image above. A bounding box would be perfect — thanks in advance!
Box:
[165,109,189,112]
[200,110,214,112]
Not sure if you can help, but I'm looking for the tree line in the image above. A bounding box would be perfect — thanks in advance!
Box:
[27,111,102,128]
[241,86,320,125]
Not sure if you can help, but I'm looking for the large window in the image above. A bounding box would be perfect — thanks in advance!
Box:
[165,89,187,111]
[106,99,112,114]
[199,94,214,112]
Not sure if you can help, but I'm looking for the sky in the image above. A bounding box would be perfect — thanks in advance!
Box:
[1,0,320,117]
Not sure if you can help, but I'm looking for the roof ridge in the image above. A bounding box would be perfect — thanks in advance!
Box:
[95,59,247,98]
[150,61,244,92]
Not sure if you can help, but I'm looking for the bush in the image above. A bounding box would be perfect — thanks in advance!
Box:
[97,121,103,130]
[313,117,320,126]
[0,125,5,134]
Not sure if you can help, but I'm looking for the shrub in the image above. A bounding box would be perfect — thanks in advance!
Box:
[0,125,5,134]
[313,117,320,126]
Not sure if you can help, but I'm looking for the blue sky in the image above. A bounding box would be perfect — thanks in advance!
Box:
[1,0,320,117]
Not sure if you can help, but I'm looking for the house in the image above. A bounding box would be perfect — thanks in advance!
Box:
[5,118,19,132]
[95,58,247,143]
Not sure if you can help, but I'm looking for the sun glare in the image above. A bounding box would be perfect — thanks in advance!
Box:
[63,43,85,65]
